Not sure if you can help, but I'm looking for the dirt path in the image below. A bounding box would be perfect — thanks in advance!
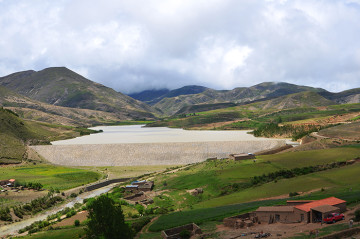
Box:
[135,216,159,238]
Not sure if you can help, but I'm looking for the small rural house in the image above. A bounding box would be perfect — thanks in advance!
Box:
[0,179,16,186]
[255,197,346,224]
[161,223,202,239]
[229,153,255,161]
[224,197,346,226]
[125,180,154,192]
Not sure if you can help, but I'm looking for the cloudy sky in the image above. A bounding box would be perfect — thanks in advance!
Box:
[0,0,360,93]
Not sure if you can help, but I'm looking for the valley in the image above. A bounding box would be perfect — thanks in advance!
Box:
[0,67,359,238]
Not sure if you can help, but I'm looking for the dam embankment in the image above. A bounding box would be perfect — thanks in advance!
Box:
[31,140,285,166]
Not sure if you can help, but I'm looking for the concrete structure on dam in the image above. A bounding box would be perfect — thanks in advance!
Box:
[31,140,286,166]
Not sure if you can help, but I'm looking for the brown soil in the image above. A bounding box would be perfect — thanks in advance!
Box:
[216,206,360,239]
[0,190,48,206]
[189,120,247,130]
[53,211,89,227]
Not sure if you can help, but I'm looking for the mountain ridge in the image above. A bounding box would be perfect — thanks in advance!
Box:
[0,67,158,120]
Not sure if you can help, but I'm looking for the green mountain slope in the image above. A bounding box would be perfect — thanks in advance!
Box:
[0,86,140,126]
[154,82,327,115]
[0,67,157,119]
[0,107,46,164]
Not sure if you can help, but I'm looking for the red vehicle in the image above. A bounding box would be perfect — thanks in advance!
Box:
[323,213,345,224]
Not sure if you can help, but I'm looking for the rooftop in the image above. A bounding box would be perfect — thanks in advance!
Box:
[295,197,346,212]
[256,206,294,212]
[311,204,339,213]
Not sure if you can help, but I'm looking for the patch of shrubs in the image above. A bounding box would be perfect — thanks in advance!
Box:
[130,216,152,234]
[0,207,12,221]
[289,192,300,197]
[355,209,360,222]
[253,123,335,140]
[14,181,44,190]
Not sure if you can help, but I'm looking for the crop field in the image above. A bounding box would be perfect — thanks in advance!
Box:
[142,144,360,232]
[154,146,360,197]
[16,226,85,239]
[196,162,360,208]
[319,121,360,140]
[0,164,101,190]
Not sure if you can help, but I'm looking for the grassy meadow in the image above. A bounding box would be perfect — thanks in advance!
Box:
[0,163,102,190]
[16,227,85,239]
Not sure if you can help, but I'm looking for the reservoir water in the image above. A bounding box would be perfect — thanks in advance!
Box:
[52,125,278,145]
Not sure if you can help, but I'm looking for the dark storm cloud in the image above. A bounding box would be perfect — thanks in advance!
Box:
[0,0,359,93]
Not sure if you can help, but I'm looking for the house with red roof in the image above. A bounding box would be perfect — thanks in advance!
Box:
[293,197,346,223]
[252,197,346,224]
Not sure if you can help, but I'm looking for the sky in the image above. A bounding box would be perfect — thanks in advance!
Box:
[0,0,360,93]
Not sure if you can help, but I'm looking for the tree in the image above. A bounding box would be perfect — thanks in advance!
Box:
[86,195,133,239]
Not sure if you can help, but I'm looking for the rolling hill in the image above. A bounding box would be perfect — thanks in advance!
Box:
[152,82,327,115]
[129,85,209,105]
[0,86,141,126]
[0,67,158,119]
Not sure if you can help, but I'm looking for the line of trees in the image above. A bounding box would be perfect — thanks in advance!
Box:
[250,161,348,186]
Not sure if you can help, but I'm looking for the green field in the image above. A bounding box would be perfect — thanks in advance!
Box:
[140,145,360,232]
[0,164,102,190]
[17,227,85,239]
[153,146,360,202]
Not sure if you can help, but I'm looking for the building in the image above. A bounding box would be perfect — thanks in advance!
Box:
[255,206,299,223]
[125,180,154,192]
[229,153,255,161]
[294,197,346,223]
[161,223,202,239]
[0,179,16,186]
[233,197,347,225]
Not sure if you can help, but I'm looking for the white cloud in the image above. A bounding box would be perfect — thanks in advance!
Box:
[0,0,359,93]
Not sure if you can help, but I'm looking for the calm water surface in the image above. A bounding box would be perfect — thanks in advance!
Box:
[52,125,278,145]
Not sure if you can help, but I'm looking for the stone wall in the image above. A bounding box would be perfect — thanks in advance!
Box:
[31,140,285,166]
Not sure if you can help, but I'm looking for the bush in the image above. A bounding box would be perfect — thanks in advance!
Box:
[355,209,360,222]
[289,192,300,197]
[74,219,80,227]
[179,230,191,239]
[70,193,78,198]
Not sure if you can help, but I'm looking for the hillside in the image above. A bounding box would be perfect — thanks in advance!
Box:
[318,121,360,140]
[129,85,209,105]
[153,82,327,115]
[0,67,157,119]
[0,86,140,126]
[128,88,170,102]
[319,88,360,104]
[0,107,103,164]
[147,91,347,129]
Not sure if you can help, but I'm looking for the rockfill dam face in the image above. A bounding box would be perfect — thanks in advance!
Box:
[31,140,285,166]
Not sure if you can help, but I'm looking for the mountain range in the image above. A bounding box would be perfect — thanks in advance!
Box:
[0,67,360,123]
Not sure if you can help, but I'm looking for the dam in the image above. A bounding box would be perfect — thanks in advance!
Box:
[31,125,287,166]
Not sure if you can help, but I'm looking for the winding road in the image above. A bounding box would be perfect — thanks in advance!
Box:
[0,183,118,237]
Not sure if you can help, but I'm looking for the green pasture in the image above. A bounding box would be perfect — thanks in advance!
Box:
[0,164,101,190]
[195,162,360,208]
[155,146,360,197]
[16,227,85,239]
